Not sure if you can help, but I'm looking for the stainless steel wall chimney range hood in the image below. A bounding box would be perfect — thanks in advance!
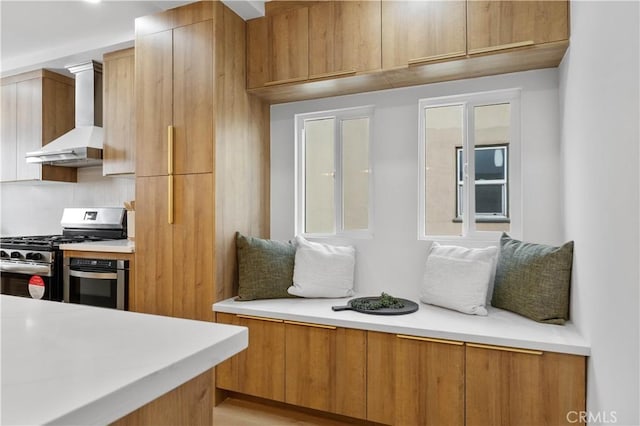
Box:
[25,61,103,167]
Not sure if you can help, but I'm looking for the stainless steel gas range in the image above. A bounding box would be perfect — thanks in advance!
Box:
[0,207,127,302]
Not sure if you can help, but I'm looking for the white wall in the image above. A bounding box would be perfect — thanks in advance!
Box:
[0,167,134,236]
[272,69,564,300]
[559,1,640,424]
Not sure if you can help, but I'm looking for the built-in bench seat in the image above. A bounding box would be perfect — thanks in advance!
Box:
[212,296,589,425]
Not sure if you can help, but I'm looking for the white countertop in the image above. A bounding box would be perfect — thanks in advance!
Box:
[1,295,247,426]
[213,296,590,356]
[59,239,135,253]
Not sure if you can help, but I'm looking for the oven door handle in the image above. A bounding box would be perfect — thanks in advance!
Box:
[0,262,52,276]
[69,270,118,280]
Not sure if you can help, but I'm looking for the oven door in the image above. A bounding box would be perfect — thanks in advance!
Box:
[0,262,55,300]
[63,259,127,310]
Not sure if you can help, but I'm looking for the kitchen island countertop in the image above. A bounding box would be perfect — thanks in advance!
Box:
[59,238,135,253]
[1,295,247,425]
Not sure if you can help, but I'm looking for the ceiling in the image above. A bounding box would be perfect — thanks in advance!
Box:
[0,0,264,77]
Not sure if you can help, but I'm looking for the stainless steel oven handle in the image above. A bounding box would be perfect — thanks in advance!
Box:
[69,270,118,280]
[0,262,52,275]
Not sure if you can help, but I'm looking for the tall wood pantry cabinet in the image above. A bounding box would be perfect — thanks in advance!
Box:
[133,1,270,321]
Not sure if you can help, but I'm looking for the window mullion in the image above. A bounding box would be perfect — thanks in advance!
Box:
[296,125,306,236]
[464,103,477,236]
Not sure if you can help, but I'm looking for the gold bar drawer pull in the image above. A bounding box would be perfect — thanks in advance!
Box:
[284,320,337,330]
[237,314,283,323]
[466,342,543,356]
[468,40,535,55]
[396,334,464,346]
[408,51,467,66]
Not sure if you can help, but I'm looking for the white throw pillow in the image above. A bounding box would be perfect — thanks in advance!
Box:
[288,236,356,298]
[420,243,498,315]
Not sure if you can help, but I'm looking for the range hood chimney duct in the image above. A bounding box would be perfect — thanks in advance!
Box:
[25,60,104,167]
[73,61,103,128]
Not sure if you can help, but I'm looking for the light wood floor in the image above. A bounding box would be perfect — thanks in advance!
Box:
[213,398,358,426]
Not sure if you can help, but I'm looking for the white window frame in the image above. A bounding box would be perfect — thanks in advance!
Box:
[295,105,374,238]
[418,89,522,241]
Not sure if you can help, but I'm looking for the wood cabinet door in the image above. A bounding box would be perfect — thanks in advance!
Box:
[268,7,309,84]
[285,323,366,419]
[308,1,381,78]
[369,332,465,425]
[216,313,285,401]
[382,0,467,69]
[103,48,136,176]
[15,78,42,181]
[134,175,173,317]
[465,344,586,426]
[366,331,396,424]
[173,20,213,175]
[395,335,465,426]
[467,1,569,54]
[246,17,269,89]
[172,173,214,321]
[40,75,76,183]
[1,83,17,182]
[135,30,172,177]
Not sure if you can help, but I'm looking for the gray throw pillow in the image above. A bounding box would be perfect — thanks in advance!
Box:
[491,233,574,325]
[236,232,297,301]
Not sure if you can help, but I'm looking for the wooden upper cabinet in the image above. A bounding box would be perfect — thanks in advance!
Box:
[465,344,586,426]
[308,1,381,78]
[247,6,309,88]
[136,19,213,177]
[1,84,17,182]
[467,1,569,54]
[382,0,467,68]
[247,0,382,88]
[246,18,269,88]
[1,70,76,183]
[135,30,172,177]
[172,20,214,175]
[216,313,285,401]
[269,6,309,85]
[103,47,136,176]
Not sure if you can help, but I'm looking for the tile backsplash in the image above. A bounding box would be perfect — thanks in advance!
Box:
[0,167,134,236]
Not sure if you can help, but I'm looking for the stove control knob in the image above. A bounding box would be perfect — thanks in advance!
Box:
[30,253,43,261]
[0,251,7,258]
[10,251,22,259]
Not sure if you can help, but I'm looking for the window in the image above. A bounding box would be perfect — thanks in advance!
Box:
[456,145,508,219]
[418,90,521,240]
[295,106,373,237]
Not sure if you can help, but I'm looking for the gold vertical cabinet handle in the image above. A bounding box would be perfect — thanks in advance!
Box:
[167,175,174,224]
[167,125,174,175]
[468,40,535,55]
